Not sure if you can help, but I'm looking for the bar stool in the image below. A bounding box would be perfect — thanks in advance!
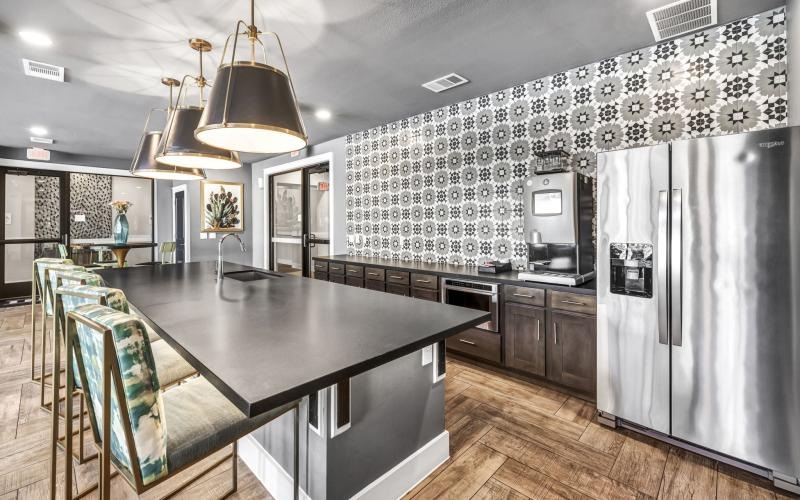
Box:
[62,304,300,499]
[51,283,199,499]
[31,258,72,382]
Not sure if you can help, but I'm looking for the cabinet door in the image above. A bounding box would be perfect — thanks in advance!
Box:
[504,302,546,376]
[546,311,596,394]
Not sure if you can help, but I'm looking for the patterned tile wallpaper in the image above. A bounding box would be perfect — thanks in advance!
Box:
[345,8,788,268]
[34,176,60,239]
[69,173,112,239]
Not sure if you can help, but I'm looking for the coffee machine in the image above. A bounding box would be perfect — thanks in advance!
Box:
[518,170,595,285]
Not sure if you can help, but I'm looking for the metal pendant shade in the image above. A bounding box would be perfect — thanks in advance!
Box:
[156,106,241,169]
[155,38,242,170]
[130,77,207,181]
[195,62,307,154]
[194,1,307,154]
[130,131,206,180]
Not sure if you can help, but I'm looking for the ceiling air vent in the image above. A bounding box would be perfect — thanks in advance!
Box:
[22,58,65,82]
[30,137,54,144]
[422,73,468,93]
[646,0,717,41]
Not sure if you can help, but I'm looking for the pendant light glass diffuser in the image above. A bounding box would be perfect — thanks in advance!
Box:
[156,39,241,170]
[194,1,307,154]
[131,78,207,181]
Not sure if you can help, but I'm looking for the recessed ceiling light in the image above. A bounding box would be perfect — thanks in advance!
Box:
[315,109,332,121]
[18,30,53,47]
[29,125,48,136]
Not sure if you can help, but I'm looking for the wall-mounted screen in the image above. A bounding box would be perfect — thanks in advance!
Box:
[533,189,562,215]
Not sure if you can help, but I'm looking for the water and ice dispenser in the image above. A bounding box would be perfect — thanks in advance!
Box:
[609,243,653,298]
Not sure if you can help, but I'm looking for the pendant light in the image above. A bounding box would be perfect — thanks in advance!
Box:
[130,78,207,180]
[156,39,242,170]
[194,0,308,154]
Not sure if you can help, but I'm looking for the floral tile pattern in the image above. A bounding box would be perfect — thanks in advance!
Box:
[344,9,787,267]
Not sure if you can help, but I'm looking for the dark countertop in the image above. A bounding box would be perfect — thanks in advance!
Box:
[98,262,489,416]
[314,255,597,296]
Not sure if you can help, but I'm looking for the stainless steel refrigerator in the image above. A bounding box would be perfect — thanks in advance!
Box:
[597,126,800,492]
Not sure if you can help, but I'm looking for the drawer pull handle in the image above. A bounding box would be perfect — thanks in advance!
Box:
[513,293,535,298]
[389,275,403,280]
[537,319,541,341]
[348,269,359,274]
[368,272,379,276]
[458,339,477,346]
[416,279,431,284]
[561,299,585,306]
[554,323,558,344]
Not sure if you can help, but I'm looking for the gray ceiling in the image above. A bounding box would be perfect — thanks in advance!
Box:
[0,0,784,162]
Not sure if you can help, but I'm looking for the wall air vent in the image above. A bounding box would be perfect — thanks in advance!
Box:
[646,0,717,41]
[422,73,468,93]
[22,59,65,82]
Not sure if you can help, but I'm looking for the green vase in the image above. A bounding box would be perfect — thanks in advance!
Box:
[113,213,129,244]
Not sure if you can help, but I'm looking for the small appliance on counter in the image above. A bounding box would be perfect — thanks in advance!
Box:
[518,169,595,286]
[477,260,512,274]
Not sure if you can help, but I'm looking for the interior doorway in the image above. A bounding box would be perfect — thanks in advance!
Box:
[172,185,189,263]
[268,163,330,277]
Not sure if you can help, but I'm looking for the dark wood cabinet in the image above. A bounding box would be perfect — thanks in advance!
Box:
[504,302,546,377]
[446,328,501,364]
[314,271,328,281]
[411,287,439,302]
[386,283,410,296]
[329,274,345,284]
[546,310,596,394]
[345,277,364,287]
[365,280,385,292]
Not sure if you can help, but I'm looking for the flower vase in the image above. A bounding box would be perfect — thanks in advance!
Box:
[113,213,129,244]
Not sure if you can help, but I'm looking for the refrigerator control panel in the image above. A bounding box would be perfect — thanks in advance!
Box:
[610,243,653,298]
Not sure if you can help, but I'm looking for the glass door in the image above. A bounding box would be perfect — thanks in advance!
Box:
[0,168,67,299]
[269,163,330,277]
[271,169,304,276]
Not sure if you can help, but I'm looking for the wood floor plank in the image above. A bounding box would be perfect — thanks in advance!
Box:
[481,427,640,500]
[413,443,507,500]
[471,403,618,475]
[554,396,595,428]
[578,422,626,456]
[462,385,586,440]
[449,415,493,459]
[492,458,592,500]
[445,377,471,402]
[444,393,482,428]
[0,342,23,370]
[658,448,717,499]
[472,477,530,500]
[454,369,564,414]
[716,463,777,500]
[609,433,670,497]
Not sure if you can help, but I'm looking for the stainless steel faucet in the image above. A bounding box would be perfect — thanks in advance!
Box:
[217,233,246,280]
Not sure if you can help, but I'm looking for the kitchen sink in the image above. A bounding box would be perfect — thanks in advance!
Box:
[223,270,281,282]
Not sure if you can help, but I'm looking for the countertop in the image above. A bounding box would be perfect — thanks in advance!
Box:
[98,262,489,416]
[314,255,597,296]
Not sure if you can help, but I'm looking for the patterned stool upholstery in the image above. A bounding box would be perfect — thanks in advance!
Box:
[55,284,193,387]
[63,304,298,498]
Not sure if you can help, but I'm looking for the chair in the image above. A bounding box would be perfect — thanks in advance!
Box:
[51,283,198,498]
[92,250,118,269]
[62,305,300,499]
[58,243,70,259]
[137,242,177,266]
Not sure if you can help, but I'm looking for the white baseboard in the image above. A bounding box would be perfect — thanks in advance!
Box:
[238,435,311,500]
[238,431,449,500]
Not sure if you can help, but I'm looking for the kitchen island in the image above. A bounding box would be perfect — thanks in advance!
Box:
[98,261,488,499]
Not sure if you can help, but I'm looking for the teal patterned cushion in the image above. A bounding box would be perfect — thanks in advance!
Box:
[34,258,73,315]
[55,283,126,390]
[54,269,105,287]
[68,303,168,486]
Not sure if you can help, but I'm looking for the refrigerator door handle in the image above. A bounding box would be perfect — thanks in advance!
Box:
[671,189,682,347]
[657,190,669,345]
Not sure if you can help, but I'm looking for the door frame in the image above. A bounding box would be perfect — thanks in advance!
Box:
[171,184,190,262]
[261,152,335,270]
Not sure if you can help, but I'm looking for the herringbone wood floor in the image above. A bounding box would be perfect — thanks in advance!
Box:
[0,305,796,499]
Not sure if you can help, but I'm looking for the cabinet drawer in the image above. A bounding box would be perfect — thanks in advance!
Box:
[314,272,328,281]
[365,279,385,292]
[329,262,345,275]
[547,291,596,315]
[345,277,364,287]
[385,270,410,285]
[365,267,385,281]
[313,260,328,273]
[411,273,438,290]
[386,283,410,296]
[504,285,545,307]
[447,328,501,364]
[329,274,345,284]
[345,264,364,278]
[411,287,439,302]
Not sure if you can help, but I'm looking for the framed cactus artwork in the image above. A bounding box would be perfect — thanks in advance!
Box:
[200,181,244,232]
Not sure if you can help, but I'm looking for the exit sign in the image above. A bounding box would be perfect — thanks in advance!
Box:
[26,148,50,161]
[318,181,329,191]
